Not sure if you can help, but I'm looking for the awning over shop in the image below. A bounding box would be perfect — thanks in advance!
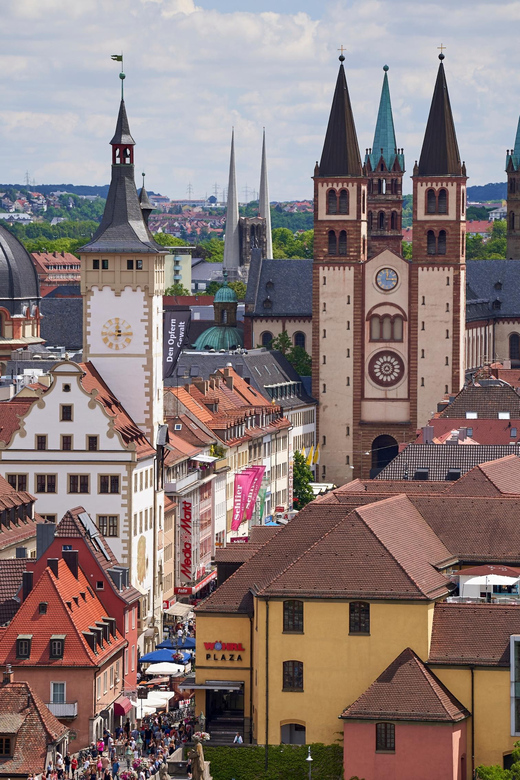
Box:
[163,602,193,618]
[174,570,216,597]
[190,454,218,463]
[114,696,133,716]
[178,677,243,692]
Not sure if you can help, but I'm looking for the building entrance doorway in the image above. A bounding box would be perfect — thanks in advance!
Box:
[205,687,244,743]
[370,434,398,478]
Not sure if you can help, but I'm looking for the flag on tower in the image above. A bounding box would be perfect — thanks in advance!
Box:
[111,55,123,61]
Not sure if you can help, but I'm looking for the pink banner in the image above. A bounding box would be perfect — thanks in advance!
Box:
[231,470,256,531]
[245,465,266,521]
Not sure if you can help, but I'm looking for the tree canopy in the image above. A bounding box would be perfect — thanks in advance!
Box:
[292,451,315,509]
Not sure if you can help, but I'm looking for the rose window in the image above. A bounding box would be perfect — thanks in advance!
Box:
[368,351,405,388]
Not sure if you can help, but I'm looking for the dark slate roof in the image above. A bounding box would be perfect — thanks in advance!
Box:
[341,647,468,722]
[40,297,83,350]
[438,383,520,418]
[466,260,520,319]
[417,59,462,176]
[109,100,135,146]
[0,225,40,305]
[376,443,520,481]
[81,165,164,254]
[245,257,312,318]
[318,62,362,177]
[191,259,223,283]
[165,348,315,411]
[139,185,154,226]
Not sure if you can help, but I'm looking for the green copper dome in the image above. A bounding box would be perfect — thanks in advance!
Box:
[214,281,237,303]
[193,325,243,352]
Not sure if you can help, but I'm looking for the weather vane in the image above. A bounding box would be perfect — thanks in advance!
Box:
[338,45,346,61]
[111,53,125,98]
[438,43,446,60]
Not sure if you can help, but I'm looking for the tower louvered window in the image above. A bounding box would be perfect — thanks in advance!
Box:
[427,230,436,255]
[438,188,447,214]
[328,231,337,255]
[338,231,347,256]
[327,190,337,215]
[339,189,349,214]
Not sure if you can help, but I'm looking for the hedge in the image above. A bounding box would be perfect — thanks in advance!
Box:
[201,743,344,780]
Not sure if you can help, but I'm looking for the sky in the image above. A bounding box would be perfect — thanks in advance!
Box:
[1,0,520,201]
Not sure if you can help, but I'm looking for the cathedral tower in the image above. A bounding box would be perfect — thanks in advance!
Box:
[366,66,405,258]
[506,119,520,258]
[80,94,166,447]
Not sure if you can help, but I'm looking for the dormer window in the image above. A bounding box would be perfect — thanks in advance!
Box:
[0,737,12,756]
[16,635,32,658]
[39,602,48,614]
[50,635,65,659]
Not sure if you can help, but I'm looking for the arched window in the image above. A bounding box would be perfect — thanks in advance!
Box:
[281,723,306,745]
[328,231,337,255]
[391,178,397,195]
[427,189,436,214]
[427,230,436,255]
[222,309,228,324]
[368,211,373,231]
[338,230,347,256]
[370,317,381,341]
[390,211,397,230]
[378,179,383,194]
[381,315,392,340]
[327,189,337,215]
[283,600,303,632]
[438,188,447,214]
[349,602,370,633]
[378,212,385,230]
[362,189,366,213]
[510,212,516,231]
[438,230,447,255]
[339,189,349,214]
[0,314,3,338]
[510,178,516,194]
[261,331,273,348]
[293,332,306,350]
[393,316,403,341]
[283,660,303,691]
[371,434,398,472]
[461,189,466,214]
[510,333,520,361]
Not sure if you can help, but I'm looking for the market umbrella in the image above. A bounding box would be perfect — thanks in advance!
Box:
[157,637,196,650]
[145,662,184,676]
[140,649,179,663]
[463,574,520,586]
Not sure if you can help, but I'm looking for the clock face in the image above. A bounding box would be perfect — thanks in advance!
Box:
[376,268,398,291]
[368,350,405,388]
[101,317,133,350]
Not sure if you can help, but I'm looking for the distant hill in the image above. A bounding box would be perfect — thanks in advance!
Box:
[467,182,506,202]
[0,183,163,198]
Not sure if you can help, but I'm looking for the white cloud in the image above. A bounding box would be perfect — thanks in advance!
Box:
[0,0,517,199]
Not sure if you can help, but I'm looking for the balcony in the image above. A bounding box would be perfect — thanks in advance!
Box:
[46,701,78,718]
[165,470,200,494]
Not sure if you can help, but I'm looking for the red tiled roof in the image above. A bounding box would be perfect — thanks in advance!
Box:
[429,603,520,666]
[341,648,468,722]
[0,560,28,625]
[0,680,68,774]
[0,559,126,668]
[0,398,36,446]
[79,362,155,459]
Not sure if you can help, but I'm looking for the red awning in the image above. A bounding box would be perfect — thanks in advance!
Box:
[114,696,133,716]
[174,570,216,596]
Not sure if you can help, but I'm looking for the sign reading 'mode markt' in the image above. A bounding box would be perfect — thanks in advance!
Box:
[204,641,245,662]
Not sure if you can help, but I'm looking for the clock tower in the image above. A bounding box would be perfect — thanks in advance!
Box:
[80,92,166,447]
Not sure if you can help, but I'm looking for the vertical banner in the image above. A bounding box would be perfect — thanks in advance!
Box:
[244,465,266,521]
[179,499,193,584]
[231,471,256,531]
[163,309,191,379]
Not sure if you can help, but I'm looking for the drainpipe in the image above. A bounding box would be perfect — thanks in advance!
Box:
[265,598,270,772]
[249,614,254,744]
[471,665,475,778]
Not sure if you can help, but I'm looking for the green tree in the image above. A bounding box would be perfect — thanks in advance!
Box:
[476,740,520,779]
[272,227,314,259]
[153,233,189,248]
[402,241,412,259]
[164,282,190,296]
[287,345,311,376]
[292,450,315,509]
[198,237,224,262]
[205,280,247,300]
[269,331,292,354]
[467,205,492,220]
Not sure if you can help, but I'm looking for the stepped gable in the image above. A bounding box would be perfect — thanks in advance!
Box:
[430,603,520,666]
[341,647,468,722]
[259,495,451,601]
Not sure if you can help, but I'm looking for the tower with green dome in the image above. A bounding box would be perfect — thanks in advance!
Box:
[193,273,244,351]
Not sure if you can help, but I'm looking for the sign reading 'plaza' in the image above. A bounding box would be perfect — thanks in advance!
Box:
[204,641,245,662]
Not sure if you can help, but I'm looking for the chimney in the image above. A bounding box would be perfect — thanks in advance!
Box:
[62,549,79,579]
[83,631,97,653]
[458,427,467,441]
[422,426,434,445]
[3,664,13,685]
[47,558,59,578]
[22,571,33,602]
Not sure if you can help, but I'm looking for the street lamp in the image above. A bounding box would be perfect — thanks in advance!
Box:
[306,746,313,780]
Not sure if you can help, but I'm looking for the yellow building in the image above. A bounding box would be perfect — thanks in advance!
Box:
[193,457,520,778]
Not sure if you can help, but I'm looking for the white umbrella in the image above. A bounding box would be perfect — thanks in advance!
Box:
[462,574,520,586]
[145,662,184,676]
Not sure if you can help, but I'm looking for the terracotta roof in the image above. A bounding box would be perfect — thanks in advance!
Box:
[416,418,520,445]
[0,680,68,774]
[0,559,28,625]
[429,603,520,666]
[259,495,451,601]
[438,384,520,419]
[0,559,126,667]
[79,362,155,459]
[0,398,36,446]
[341,648,468,722]
[376,443,520,481]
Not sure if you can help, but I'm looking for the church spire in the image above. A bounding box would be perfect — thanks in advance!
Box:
[367,66,404,173]
[417,54,462,176]
[139,173,154,227]
[81,90,162,254]
[259,129,273,259]
[317,56,362,177]
[223,129,240,271]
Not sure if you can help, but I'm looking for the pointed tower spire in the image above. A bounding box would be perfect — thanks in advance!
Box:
[259,129,273,259]
[367,65,404,172]
[318,57,362,177]
[139,173,154,227]
[223,129,240,271]
[417,54,462,176]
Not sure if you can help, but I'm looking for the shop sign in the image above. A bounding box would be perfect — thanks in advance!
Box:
[179,500,193,583]
[162,600,170,610]
[204,641,245,662]
[229,536,249,544]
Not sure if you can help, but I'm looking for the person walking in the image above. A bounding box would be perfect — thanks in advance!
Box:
[111,759,119,780]
[233,732,243,744]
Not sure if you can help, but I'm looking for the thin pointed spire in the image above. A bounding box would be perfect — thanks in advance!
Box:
[110,99,135,146]
[223,129,240,270]
[139,173,154,226]
[259,129,273,259]
[417,55,462,176]
[506,116,520,172]
[367,66,404,172]
[318,58,362,177]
